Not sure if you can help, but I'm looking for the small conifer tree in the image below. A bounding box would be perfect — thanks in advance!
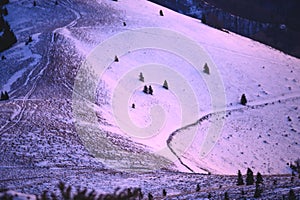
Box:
[148,193,153,200]
[149,85,153,95]
[256,172,263,185]
[288,189,296,200]
[143,85,148,94]
[139,72,144,82]
[163,80,168,90]
[246,168,254,185]
[237,170,244,185]
[202,14,206,24]
[240,94,247,105]
[114,55,119,62]
[159,10,164,16]
[162,189,167,197]
[203,63,210,74]
[254,182,263,198]
[224,192,229,200]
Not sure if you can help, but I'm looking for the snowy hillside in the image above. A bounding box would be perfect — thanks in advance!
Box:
[0,0,300,198]
[69,0,300,174]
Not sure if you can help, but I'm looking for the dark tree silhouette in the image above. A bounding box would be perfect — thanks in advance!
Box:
[143,85,148,94]
[254,182,263,198]
[256,172,263,185]
[163,80,168,90]
[246,168,254,185]
[114,55,119,62]
[240,94,247,105]
[0,91,9,100]
[196,184,200,192]
[159,10,164,16]
[148,192,153,200]
[131,103,135,109]
[202,14,206,24]
[203,63,210,74]
[224,192,229,200]
[237,170,244,185]
[288,189,296,200]
[149,85,153,95]
[162,189,167,197]
[139,72,144,82]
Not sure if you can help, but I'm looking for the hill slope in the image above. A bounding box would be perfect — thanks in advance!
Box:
[0,0,299,198]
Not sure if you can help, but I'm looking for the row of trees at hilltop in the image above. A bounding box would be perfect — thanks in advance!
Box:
[0,0,17,52]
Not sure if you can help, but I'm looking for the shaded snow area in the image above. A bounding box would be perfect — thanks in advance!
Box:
[0,0,299,199]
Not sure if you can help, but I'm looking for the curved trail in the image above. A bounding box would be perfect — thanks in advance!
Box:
[0,1,82,135]
[166,92,300,173]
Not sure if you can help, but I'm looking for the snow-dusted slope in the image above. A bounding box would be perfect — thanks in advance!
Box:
[0,0,299,176]
[70,0,299,175]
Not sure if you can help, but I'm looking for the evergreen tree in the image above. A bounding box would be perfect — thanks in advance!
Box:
[196,184,200,192]
[203,63,210,74]
[0,21,17,52]
[246,168,254,185]
[123,21,126,26]
[162,189,167,197]
[139,72,144,82]
[288,189,296,200]
[163,80,168,90]
[33,0,36,6]
[114,55,119,62]
[208,193,212,199]
[0,91,8,100]
[159,10,164,16]
[149,85,153,95]
[256,172,263,185]
[237,170,244,185]
[224,192,229,200]
[148,192,153,200]
[240,94,247,105]
[254,182,263,198]
[202,14,206,24]
[143,85,148,94]
[131,103,135,109]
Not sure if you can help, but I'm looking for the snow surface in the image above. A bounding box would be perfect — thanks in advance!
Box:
[0,0,300,181]
[68,0,300,174]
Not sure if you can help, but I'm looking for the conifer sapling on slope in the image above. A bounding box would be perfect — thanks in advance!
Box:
[114,55,119,62]
[240,94,247,105]
[254,172,263,198]
[246,168,254,185]
[149,85,153,95]
[139,72,144,82]
[203,63,210,74]
[162,189,167,197]
[163,80,168,89]
[237,170,244,185]
[288,189,296,200]
[143,85,148,94]
[256,172,263,185]
[159,10,164,16]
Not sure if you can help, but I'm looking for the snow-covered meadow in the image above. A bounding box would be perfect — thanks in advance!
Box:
[0,0,299,198]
